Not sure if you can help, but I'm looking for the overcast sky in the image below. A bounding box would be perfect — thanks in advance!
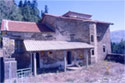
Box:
[15,0,124,31]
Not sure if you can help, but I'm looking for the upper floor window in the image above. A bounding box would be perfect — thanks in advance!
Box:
[91,35,94,42]
[103,45,106,52]
[91,49,94,55]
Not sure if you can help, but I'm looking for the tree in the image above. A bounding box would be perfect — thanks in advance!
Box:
[32,0,37,8]
[44,5,48,13]
[40,5,49,18]
[0,0,22,27]
[18,0,40,22]
[111,39,125,54]
[18,0,23,7]
[41,10,44,17]
[23,0,28,6]
[0,0,23,47]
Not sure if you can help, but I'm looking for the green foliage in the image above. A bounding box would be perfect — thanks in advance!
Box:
[0,0,49,27]
[18,0,23,7]
[0,0,49,24]
[111,39,125,54]
[41,5,49,18]
[18,0,40,22]
[45,5,48,13]
[0,0,22,27]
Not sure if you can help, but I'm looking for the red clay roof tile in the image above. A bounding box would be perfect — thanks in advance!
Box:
[0,20,54,33]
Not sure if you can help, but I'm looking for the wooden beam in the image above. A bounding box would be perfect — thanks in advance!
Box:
[64,51,67,72]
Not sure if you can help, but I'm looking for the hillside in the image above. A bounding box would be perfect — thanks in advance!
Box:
[6,61,125,83]
[111,30,125,43]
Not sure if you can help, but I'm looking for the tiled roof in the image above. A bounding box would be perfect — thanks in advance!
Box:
[63,11,92,19]
[42,14,113,25]
[0,20,54,32]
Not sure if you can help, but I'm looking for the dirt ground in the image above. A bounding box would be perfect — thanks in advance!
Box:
[6,61,125,83]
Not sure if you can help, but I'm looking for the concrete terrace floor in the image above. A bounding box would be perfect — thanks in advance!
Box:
[6,61,125,83]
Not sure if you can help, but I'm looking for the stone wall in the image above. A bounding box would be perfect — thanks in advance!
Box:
[43,15,90,43]
[2,37,15,57]
[28,49,91,69]
[2,31,55,56]
[96,23,111,60]
[6,32,55,40]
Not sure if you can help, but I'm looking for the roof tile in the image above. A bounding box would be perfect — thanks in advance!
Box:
[0,20,54,32]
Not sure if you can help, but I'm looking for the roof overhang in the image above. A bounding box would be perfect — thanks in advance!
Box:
[24,40,94,51]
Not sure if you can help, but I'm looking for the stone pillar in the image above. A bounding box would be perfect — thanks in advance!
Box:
[64,51,67,72]
[89,23,98,63]
[93,24,98,63]
[30,52,32,73]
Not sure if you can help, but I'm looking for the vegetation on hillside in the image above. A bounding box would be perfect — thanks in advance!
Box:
[0,0,49,27]
[111,39,125,54]
[111,30,125,43]
[0,0,22,26]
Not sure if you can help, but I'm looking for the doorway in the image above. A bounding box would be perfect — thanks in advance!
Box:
[36,53,40,68]
[67,51,72,64]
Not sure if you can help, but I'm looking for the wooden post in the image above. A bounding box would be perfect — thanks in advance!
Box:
[85,49,88,68]
[33,52,37,76]
[30,52,32,75]
[64,51,67,72]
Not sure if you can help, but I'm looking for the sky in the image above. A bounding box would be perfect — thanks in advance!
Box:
[15,0,124,31]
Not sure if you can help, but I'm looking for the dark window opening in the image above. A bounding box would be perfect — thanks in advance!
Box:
[91,49,94,55]
[15,39,24,53]
[36,53,40,68]
[67,51,72,64]
[103,45,106,52]
[91,35,94,42]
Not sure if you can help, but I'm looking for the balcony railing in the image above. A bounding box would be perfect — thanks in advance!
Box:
[17,68,32,78]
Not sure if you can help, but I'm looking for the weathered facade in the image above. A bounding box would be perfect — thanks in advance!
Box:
[0,11,113,74]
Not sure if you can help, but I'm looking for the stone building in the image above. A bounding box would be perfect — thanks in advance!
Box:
[0,11,113,76]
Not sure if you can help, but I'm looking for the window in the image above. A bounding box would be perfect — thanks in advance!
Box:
[91,49,94,55]
[103,45,106,52]
[15,40,24,53]
[91,35,94,42]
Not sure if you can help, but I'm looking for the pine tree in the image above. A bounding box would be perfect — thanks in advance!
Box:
[27,0,31,6]
[18,0,40,22]
[44,5,48,13]
[23,0,28,7]
[0,0,22,26]
[18,0,23,7]
[32,0,37,8]
[41,10,44,17]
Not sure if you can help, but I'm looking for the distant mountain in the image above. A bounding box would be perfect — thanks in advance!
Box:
[111,30,125,43]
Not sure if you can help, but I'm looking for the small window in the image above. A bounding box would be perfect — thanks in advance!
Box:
[103,45,106,52]
[91,49,94,55]
[91,35,94,42]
